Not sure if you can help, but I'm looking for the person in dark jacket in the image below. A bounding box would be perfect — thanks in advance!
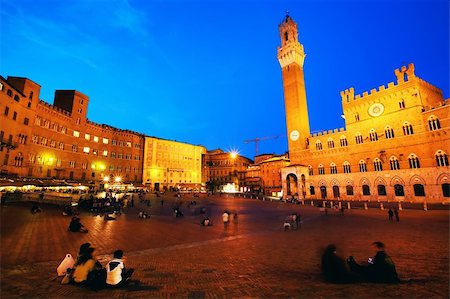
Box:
[347,241,400,283]
[321,244,358,283]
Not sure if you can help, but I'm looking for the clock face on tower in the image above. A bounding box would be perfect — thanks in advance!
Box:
[290,130,300,141]
[368,103,385,117]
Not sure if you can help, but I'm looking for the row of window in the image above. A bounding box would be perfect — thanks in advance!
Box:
[309,151,448,175]
[314,116,442,150]
[34,116,141,149]
[310,183,450,198]
[4,106,30,125]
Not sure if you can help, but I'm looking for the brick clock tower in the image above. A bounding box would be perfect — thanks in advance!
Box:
[277,14,310,161]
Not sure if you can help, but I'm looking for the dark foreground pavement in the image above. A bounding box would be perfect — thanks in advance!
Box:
[1,193,449,298]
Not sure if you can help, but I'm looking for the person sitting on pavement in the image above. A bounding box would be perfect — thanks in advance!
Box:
[321,244,359,284]
[347,241,400,283]
[68,216,88,233]
[106,249,135,287]
[72,245,103,287]
[201,217,212,226]
[31,204,42,213]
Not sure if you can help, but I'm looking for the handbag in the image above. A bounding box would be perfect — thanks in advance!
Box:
[57,253,75,276]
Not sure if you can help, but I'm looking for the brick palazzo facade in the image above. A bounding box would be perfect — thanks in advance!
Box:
[277,15,449,203]
[0,76,144,184]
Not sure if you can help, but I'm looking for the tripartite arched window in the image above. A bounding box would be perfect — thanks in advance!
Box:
[318,164,325,175]
[435,150,449,167]
[315,140,323,150]
[385,125,395,139]
[408,153,420,169]
[343,161,351,173]
[403,122,414,135]
[327,138,335,149]
[390,156,400,170]
[330,162,337,174]
[340,135,348,147]
[369,129,378,142]
[14,152,24,167]
[428,115,441,131]
[359,160,367,172]
[373,158,383,171]
[355,132,363,144]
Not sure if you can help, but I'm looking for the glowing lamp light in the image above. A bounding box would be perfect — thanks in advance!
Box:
[114,176,122,183]
[103,176,109,182]
[230,151,238,159]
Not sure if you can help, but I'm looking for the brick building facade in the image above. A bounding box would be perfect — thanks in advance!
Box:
[0,76,144,184]
[277,15,449,203]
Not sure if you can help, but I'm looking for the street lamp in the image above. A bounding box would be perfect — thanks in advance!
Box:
[115,176,121,183]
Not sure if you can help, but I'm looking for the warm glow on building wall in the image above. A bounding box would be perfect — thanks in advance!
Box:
[278,14,450,202]
[142,136,205,191]
[0,76,144,183]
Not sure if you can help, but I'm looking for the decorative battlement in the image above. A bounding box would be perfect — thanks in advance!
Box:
[86,119,144,136]
[341,64,418,104]
[38,100,71,117]
[311,127,345,138]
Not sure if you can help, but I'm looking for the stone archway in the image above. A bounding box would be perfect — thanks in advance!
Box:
[286,173,298,196]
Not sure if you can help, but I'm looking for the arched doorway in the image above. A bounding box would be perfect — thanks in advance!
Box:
[320,186,327,199]
[286,173,298,196]
[332,186,340,198]
[301,174,306,198]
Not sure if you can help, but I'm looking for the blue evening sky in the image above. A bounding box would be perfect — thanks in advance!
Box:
[1,0,448,160]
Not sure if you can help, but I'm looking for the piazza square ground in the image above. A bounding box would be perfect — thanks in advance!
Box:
[0,193,449,299]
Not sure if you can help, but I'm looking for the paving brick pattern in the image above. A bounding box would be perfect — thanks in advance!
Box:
[1,193,448,298]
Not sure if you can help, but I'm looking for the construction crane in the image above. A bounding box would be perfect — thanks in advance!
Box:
[244,135,282,157]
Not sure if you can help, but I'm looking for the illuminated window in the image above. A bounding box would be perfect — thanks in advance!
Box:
[369,129,378,142]
[315,140,323,150]
[428,116,441,131]
[85,134,90,140]
[330,162,337,174]
[385,126,395,139]
[103,150,108,157]
[69,161,76,168]
[408,153,420,169]
[402,122,414,135]
[343,161,351,173]
[73,131,80,137]
[83,147,90,153]
[359,160,367,172]
[355,132,363,144]
[435,150,449,166]
[327,138,334,149]
[126,142,132,147]
[93,136,99,142]
[373,158,383,171]
[390,156,400,170]
[72,144,78,152]
[111,152,116,159]
[318,164,325,175]
[103,138,109,144]
[340,136,348,147]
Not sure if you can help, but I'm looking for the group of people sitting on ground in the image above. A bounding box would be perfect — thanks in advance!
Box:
[283,212,302,231]
[68,216,88,233]
[321,241,400,284]
[59,243,136,290]
[138,211,149,219]
[201,217,213,226]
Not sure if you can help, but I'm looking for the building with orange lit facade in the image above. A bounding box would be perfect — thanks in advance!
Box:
[277,15,449,203]
[142,137,205,191]
[0,76,144,184]
[203,149,253,192]
[245,153,290,196]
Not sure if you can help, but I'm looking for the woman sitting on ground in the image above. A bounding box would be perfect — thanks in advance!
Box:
[72,246,103,287]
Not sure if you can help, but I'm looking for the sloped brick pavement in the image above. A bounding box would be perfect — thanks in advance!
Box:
[1,193,448,298]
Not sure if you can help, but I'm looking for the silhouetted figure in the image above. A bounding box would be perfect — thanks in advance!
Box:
[388,209,394,221]
[347,241,400,283]
[69,217,88,233]
[393,208,400,222]
[321,244,357,283]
